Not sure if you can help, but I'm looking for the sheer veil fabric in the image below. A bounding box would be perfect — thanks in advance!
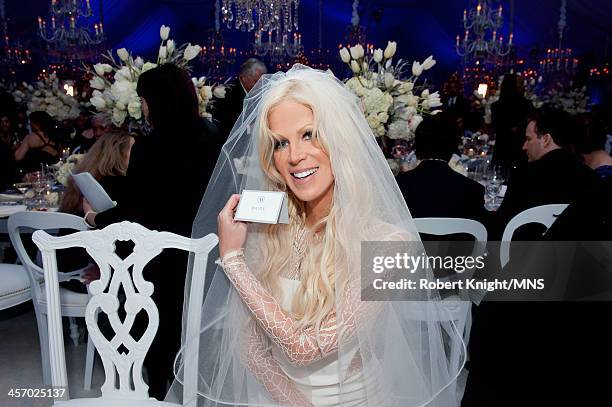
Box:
[168,65,466,406]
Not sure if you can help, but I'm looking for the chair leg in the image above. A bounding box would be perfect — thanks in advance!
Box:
[37,313,51,386]
[68,317,79,346]
[83,333,95,390]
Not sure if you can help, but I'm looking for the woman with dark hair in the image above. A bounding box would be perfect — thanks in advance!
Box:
[491,73,534,173]
[572,112,612,179]
[83,63,222,400]
[14,111,60,172]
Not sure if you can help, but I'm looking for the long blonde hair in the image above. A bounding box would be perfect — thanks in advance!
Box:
[255,77,370,333]
[60,131,134,214]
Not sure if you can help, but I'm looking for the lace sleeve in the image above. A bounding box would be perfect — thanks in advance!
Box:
[218,250,373,367]
[242,323,314,407]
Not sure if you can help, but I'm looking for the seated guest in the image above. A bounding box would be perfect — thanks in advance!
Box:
[489,107,599,239]
[58,130,135,292]
[213,58,266,138]
[72,113,112,154]
[397,113,487,222]
[572,112,612,179]
[14,111,60,172]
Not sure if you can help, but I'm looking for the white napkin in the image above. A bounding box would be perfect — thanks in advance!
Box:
[0,205,27,217]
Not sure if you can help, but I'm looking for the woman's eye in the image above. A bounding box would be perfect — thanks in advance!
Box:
[274,139,289,150]
[303,131,313,140]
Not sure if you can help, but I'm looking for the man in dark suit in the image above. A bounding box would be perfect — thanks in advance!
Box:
[213,58,267,139]
[397,114,487,223]
[489,107,599,239]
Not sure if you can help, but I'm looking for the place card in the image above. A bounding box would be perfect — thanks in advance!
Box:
[234,190,289,224]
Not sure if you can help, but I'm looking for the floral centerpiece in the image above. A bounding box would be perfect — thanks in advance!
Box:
[88,25,225,129]
[338,41,441,173]
[339,41,441,141]
[542,82,589,115]
[12,73,82,121]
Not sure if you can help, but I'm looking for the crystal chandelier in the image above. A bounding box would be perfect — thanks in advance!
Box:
[456,1,513,64]
[37,0,105,60]
[201,1,237,81]
[221,0,302,63]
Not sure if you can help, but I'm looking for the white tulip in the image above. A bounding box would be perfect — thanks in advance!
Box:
[402,81,414,93]
[117,48,130,62]
[412,61,423,76]
[213,86,226,98]
[384,41,397,59]
[349,44,364,60]
[350,60,361,74]
[421,89,430,98]
[421,55,436,70]
[158,46,167,61]
[184,44,202,61]
[339,47,351,63]
[384,72,395,89]
[89,76,105,90]
[160,25,170,41]
[166,39,175,55]
[362,61,368,72]
[93,63,112,76]
[373,49,383,63]
[134,57,144,69]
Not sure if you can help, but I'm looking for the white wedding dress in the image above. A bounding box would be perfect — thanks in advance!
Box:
[273,277,370,407]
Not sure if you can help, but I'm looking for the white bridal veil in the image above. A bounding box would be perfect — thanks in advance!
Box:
[169,65,466,406]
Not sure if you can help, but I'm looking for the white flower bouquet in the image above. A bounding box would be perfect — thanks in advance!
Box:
[88,25,225,129]
[52,153,84,186]
[339,41,441,142]
[12,73,82,121]
[542,82,589,115]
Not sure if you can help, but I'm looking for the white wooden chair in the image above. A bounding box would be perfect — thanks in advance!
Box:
[413,217,487,258]
[8,211,96,390]
[0,263,31,311]
[500,204,569,268]
[412,217,488,399]
[33,221,218,406]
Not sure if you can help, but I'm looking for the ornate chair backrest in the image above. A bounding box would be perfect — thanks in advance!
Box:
[32,221,217,403]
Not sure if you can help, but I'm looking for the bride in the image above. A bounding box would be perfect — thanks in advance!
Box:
[170,65,465,406]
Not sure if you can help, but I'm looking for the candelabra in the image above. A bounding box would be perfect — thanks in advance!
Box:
[456,1,513,64]
[37,0,105,61]
[539,1,578,76]
[253,29,302,64]
[201,30,237,81]
[0,0,31,72]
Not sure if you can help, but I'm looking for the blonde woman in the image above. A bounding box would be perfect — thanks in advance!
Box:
[171,65,464,407]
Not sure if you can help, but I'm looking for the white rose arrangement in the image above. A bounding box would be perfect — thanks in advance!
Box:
[339,41,441,142]
[53,153,85,186]
[89,25,224,129]
[12,73,82,121]
[542,82,589,115]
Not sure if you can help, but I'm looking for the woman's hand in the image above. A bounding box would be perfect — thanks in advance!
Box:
[82,198,97,227]
[218,194,248,257]
[81,264,101,285]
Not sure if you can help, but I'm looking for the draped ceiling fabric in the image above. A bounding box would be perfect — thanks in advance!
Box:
[5,0,611,75]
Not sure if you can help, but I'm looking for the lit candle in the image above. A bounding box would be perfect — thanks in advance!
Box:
[464,30,469,41]
[38,17,43,31]
[51,16,56,29]
[99,22,104,33]
[456,34,460,47]
[498,5,503,17]
[492,30,497,41]
[476,4,481,16]
[94,23,99,36]
[86,0,91,10]
[70,16,75,30]
[463,9,467,22]
[509,33,513,45]
[268,30,272,44]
